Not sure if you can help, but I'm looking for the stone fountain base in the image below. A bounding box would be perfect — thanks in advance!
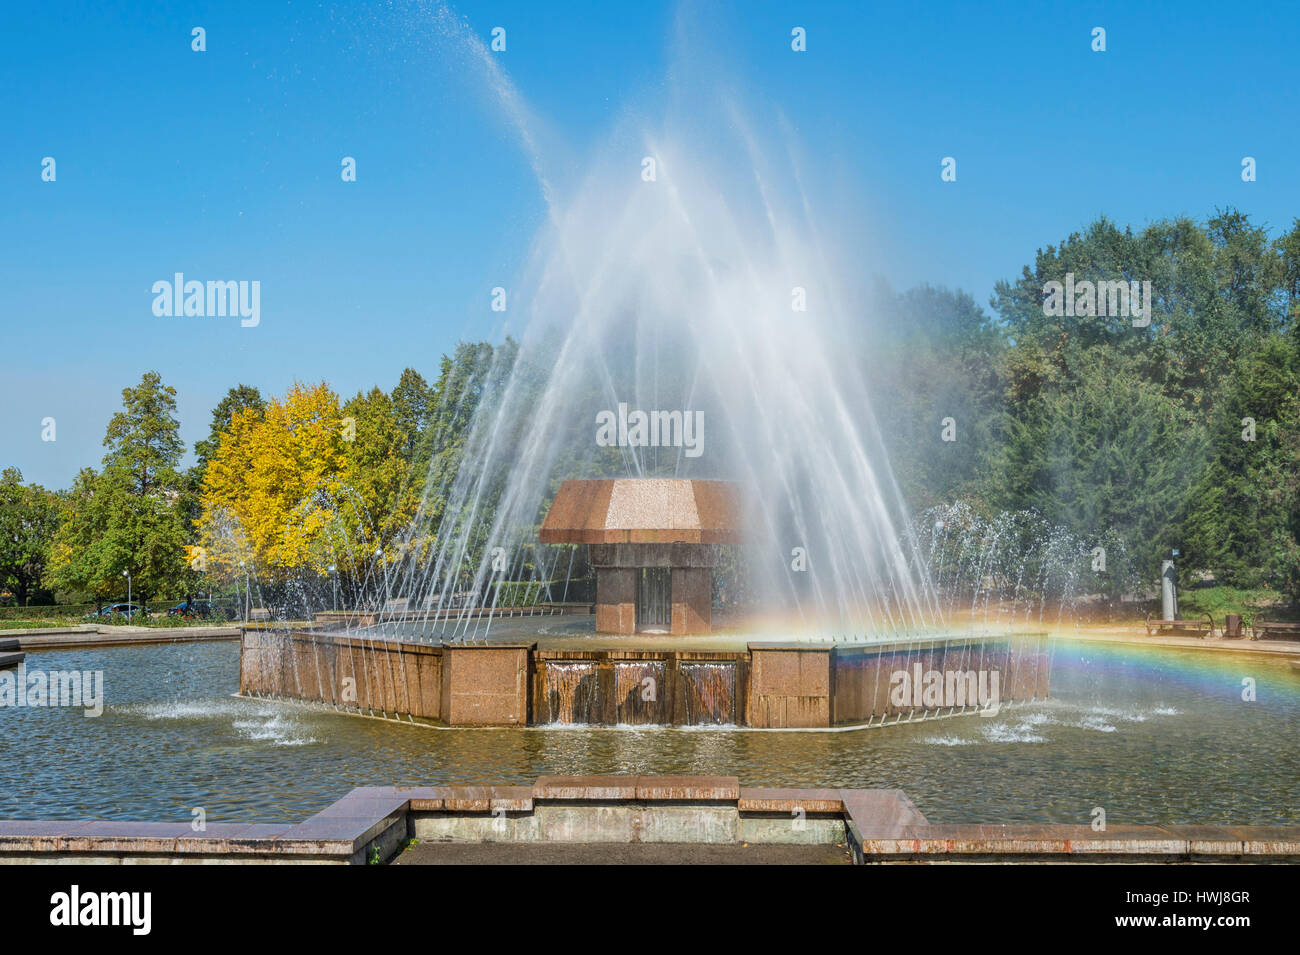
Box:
[238,628,1050,728]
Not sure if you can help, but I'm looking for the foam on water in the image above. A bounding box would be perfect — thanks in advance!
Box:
[119,699,271,721]
[233,715,320,747]
[115,699,319,746]
[917,696,1187,746]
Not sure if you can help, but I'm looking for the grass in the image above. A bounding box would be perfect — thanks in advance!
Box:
[0,613,239,630]
[0,617,89,630]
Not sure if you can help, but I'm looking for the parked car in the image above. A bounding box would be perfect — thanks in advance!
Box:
[85,603,145,621]
[167,599,212,618]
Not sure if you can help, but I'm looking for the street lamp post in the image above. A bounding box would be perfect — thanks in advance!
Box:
[122,569,131,617]
[328,564,338,612]
[376,548,388,608]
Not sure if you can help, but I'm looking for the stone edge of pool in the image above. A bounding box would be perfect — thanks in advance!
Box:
[3,775,1299,865]
[11,625,242,650]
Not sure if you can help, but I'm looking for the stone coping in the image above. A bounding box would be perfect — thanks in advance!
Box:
[849,824,1300,859]
[533,647,749,660]
[4,776,1300,863]
[745,634,1045,652]
[439,641,538,650]
[15,626,241,649]
[0,778,871,861]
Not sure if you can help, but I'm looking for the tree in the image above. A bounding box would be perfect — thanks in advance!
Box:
[869,285,1008,511]
[44,468,120,606]
[1180,335,1300,595]
[45,373,192,604]
[193,384,265,471]
[197,381,349,583]
[977,209,1296,591]
[0,469,61,605]
[390,368,434,467]
[340,385,418,560]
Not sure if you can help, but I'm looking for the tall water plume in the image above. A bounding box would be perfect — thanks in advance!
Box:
[388,4,945,639]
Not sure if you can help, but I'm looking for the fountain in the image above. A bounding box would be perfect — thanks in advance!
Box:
[239,466,1050,726]
[235,10,1052,728]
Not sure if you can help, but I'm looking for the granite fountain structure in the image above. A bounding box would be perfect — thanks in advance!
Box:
[238,477,1050,729]
[237,26,1053,729]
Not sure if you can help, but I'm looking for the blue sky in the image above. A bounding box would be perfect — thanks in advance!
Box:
[2,0,1297,489]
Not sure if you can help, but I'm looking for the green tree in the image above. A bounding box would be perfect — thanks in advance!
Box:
[341,386,414,554]
[391,368,434,467]
[870,285,1008,511]
[0,469,61,605]
[981,209,1294,590]
[46,373,193,605]
[1181,335,1300,594]
[193,384,265,471]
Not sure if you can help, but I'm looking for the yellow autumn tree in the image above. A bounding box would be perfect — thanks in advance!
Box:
[197,382,350,583]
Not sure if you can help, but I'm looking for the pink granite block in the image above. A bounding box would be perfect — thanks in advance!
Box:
[398,786,453,811]
[489,786,534,811]
[58,822,194,854]
[737,787,844,814]
[440,786,494,811]
[308,787,407,820]
[534,775,638,800]
[1161,825,1245,855]
[634,776,739,801]
[1232,826,1300,855]
[839,788,928,834]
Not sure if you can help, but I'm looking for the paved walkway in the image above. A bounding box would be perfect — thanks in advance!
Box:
[1065,628,1300,657]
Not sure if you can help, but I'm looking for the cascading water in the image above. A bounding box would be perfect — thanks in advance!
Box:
[678,661,740,726]
[538,661,601,724]
[614,661,667,725]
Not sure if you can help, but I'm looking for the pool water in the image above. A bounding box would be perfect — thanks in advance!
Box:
[2,639,1297,825]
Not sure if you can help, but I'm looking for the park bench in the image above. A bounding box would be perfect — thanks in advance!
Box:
[1250,620,1300,641]
[1144,612,1215,638]
[249,607,271,621]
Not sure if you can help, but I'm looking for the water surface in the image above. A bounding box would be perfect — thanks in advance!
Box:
[2,639,1297,825]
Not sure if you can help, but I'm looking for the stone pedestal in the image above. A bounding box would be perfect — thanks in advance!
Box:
[671,567,711,634]
[594,567,636,634]
[747,644,832,728]
[439,643,533,726]
[590,542,717,635]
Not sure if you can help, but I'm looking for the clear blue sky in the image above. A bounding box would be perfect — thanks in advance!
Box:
[2,0,1297,489]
